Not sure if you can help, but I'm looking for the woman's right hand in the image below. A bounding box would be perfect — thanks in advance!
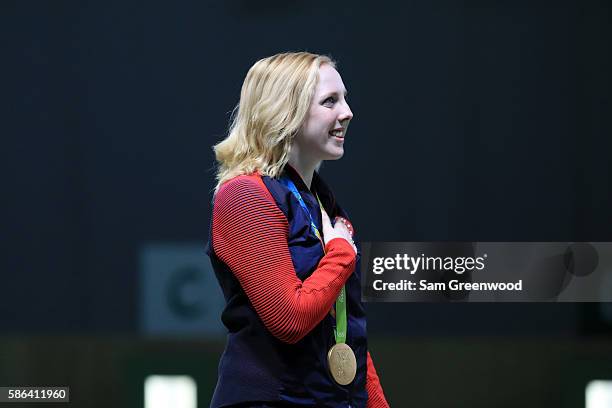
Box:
[321,208,357,254]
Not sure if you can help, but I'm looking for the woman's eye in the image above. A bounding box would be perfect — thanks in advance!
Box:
[322,96,336,106]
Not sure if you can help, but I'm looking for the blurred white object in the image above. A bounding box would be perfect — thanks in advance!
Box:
[144,375,197,408]
[586,380,612,408]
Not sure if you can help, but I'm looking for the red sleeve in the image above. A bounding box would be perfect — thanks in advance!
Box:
[367,351,390,408]
[212,175,357,344]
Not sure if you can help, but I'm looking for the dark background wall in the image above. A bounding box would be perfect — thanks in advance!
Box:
[2,0,611,406]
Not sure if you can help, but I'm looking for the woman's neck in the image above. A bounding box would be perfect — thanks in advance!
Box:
[288,156,320,190]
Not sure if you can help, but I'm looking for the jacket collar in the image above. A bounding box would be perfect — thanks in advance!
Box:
[282,164,336,217]
[283,163,320,194]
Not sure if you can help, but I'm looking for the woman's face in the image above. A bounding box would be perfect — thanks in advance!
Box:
[293,64,353,164]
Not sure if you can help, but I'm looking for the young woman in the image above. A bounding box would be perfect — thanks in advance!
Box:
[207,52,389,408]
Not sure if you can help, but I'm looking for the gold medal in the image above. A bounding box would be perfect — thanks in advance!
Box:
[327,343,357,385]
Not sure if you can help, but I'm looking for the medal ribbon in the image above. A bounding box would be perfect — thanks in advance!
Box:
[279,177,347,345]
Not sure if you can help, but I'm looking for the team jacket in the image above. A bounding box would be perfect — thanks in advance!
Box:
[206,165,389,407]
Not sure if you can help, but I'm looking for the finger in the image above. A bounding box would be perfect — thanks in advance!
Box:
[335,222,350,235]
[334,216,354,236]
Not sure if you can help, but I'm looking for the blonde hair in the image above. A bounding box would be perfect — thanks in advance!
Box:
[213,52,335,192]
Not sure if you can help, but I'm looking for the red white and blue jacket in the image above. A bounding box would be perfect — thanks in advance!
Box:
[206,165,389,407]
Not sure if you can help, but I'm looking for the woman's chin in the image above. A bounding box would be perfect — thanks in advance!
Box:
[323,147,344,161]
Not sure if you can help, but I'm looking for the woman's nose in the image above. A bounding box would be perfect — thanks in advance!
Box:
[339,102,353,122]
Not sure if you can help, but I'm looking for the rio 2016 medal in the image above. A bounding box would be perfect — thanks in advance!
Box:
[327,343,356,385]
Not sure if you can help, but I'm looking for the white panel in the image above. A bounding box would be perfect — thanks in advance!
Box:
[586,380,612,408]
[144,375,197,408]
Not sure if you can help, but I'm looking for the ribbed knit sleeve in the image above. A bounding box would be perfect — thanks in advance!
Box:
[212,175,357,344]
[366,351,390,408]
